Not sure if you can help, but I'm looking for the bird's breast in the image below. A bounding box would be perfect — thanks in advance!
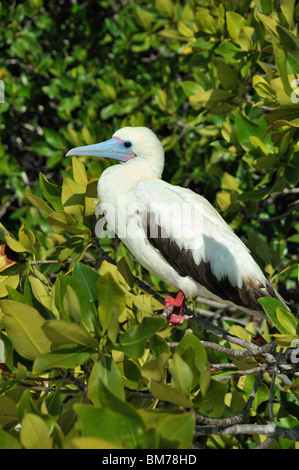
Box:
[97,171,141,240]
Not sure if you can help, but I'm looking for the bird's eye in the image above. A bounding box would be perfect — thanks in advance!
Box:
[123,141,132,149]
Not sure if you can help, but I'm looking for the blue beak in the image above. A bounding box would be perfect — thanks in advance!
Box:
[66,137,135,161]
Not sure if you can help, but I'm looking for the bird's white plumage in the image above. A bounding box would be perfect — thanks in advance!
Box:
[136,178,267,288]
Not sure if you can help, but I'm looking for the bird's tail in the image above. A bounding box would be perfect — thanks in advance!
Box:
[265,279,294,314]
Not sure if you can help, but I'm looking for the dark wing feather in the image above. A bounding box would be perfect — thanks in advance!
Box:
[145,214,280,314]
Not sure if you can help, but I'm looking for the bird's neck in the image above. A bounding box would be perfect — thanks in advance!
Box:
[98,159,162,205]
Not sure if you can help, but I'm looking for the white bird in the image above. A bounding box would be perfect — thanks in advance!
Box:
[67,126,287,325]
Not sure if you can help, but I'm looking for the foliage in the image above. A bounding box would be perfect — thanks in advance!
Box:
[0,0,298,450]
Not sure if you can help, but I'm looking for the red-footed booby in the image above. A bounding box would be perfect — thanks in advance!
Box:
[67,126,287,325]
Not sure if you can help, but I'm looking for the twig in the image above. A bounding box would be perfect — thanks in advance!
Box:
[18,383,84,395]
[200,339,275,358]
[194,423,299,440]
[213,366,263,382]
[210,363,237,370]
[190,314,276,357]
[255,436,275,449]
[252,200,299,223]
[196,296,233,311]
[195,354,272,427]
[66,370,86,393]
[0,364,62,382]
[269,348,283,423]
[93,239,165,304]
[29,258,102,265]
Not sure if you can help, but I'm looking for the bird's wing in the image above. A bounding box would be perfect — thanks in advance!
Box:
[136,178,276,312]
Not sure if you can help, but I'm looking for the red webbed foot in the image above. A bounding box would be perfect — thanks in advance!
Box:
[163,291,190,326]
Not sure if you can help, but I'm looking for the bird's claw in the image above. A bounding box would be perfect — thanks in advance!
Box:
[162,291,191,326]
[168,313,192,326]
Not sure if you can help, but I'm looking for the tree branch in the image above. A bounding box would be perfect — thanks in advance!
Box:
[195,354,272,426]
[92,239,166,304]
[194,423,299,441]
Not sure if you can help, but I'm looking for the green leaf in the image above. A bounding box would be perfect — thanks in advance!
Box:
[55,272,97,331]
[179,81,203,97]
[189,89,233,110]
[141,352,170,384]
[253,75,277,101]
[17,389,39,420]
[272,333,299,347]
[74,404,136,448]
[117,316,166,359]
[216,60,239,91]
[0,273,20,298]
[0,396,18,428]
[257,60,275,82]
[235,111,262,147]
[273,37,293,97]
[79,381,145,448]
[139,410,195,449]
[270,75,298,107]
[72,262,100,303]
[175,333,210,395]
[280,0,296,28]
[276,25,299,63]
[46,210,89,235]
[149,380,192,408]
[169,353,193,396]
[39,173,62,211]
[276,308,299,335]
[258,297,291,334]
[70,436,123,449]
[197,380,227,417]
[4,234,28,253]
[149,333,170,356]
[84,177,98,217]
[228,324,257,370]
[33,345,93,373]
[0,300,52,360]
[20,414,52,449]
[97,271,126,335]
[252,155,280,171]
[28,272,53,312]
[62,284,82,323]
[92,379,142,422]
[43,128,64,150]
[25,193,53,214]
[177,21,194,38]
[0,429,22,449]
[61,177,85,222]
[88,355,125,404]
[237,26,254,51]
[215,41,243,61]
[117,257,135,289]
[18,224,35,252]
[226,11,246,42]
[155,0,173,17]
[241,374,269,412]
[42,319,98,348]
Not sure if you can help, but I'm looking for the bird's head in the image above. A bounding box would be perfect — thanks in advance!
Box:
[66,126,165,177]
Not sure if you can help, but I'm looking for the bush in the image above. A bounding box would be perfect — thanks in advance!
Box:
[0,0,298,449]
